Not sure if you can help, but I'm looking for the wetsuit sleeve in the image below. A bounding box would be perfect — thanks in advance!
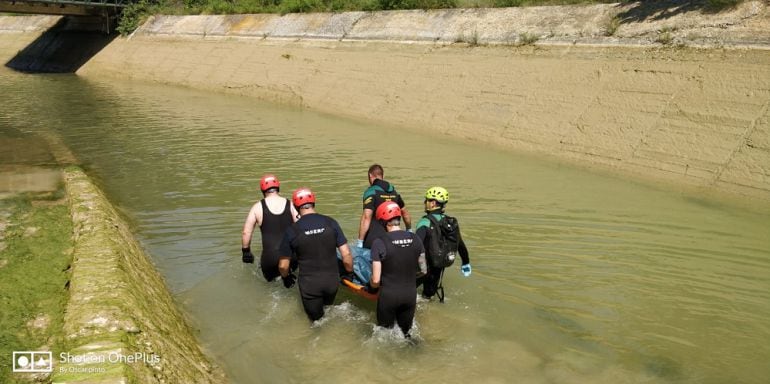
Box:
[278,227,296,259]
[370,239,386,262]
[363,187,375,211]
[415,216,430,244]
[329,218,348,247]
[458,235,470,265]
[415,216,430,230]
[415,236,425,254]
[415,238,427,275]
[415,227,428,244]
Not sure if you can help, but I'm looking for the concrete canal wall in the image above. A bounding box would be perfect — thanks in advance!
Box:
[2,2,769,203]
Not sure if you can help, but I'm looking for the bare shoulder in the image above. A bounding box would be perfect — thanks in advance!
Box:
[265,195,289,215]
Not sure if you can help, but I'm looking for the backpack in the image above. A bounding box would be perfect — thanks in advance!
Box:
[425,214,460,268]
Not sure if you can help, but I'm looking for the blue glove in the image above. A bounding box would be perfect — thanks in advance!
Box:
[355,239,364,248]
[407,228,414,234]
[461,264,472,277]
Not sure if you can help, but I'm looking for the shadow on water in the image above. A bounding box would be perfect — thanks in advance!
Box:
[616,0,744,24]
[643,354,684,381]
[5,16,115,73]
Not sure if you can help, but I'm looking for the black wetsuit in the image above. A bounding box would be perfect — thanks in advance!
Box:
[362,179,405,248]
[416,212,470,299]
[279,213,347,321]
[259,199,294,282]
[371,231,424,336]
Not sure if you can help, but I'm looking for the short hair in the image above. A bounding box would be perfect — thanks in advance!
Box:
[368,164,383,178]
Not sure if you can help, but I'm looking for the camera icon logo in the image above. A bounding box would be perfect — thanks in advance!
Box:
[12,351,53,373]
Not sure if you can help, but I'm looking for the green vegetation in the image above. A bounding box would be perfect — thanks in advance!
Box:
[0,191,72,384]
[655,31,673,45]
[604,15,619,36]
[655,27,674,45]
[517,31,539,45]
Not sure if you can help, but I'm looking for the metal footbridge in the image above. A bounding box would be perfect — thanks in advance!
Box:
[0,0,128,17]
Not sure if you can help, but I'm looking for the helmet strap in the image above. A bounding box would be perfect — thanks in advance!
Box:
[424,199,445,213]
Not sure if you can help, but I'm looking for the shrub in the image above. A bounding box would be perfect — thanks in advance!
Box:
[655,31,673,45]
[116,0,151,35]
[329,0,379,11]
[518,32,538,45]
[604,16,620,36]
[493,0,523,7]
[377,0,457,10]
[280,0,326,13]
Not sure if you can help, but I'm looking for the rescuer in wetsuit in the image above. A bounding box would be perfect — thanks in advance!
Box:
[356,164,412,250]
[241,174,299,282]
[415,187,471,301]
[278,188,354,322]
[368,201,427,337]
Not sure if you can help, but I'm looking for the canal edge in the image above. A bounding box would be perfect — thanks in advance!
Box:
[54,167,226,384]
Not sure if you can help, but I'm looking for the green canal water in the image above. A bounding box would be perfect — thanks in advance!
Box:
[1,68,769,383]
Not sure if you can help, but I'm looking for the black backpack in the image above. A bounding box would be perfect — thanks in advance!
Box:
[425,214,460,268]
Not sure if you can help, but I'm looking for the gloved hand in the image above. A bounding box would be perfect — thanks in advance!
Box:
[364,283,379,294]
[461,264,472,277]
[282,272,296,288]
[355,239,364,248]
[340,271,355,283]
[407,228,414,234]
[241,247,254,263]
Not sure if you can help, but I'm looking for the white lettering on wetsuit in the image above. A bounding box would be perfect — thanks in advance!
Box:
[304,228,326,236]
[391,238,413,247]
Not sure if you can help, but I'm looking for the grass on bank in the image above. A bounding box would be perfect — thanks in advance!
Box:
[0,190,72,384]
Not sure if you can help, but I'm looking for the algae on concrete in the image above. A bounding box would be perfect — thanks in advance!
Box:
[0,192,72,384]
[55,167,225,383]
[0,128,224,383]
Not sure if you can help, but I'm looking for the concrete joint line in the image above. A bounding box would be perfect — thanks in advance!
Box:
[632,62,701,164]
[569,67,608,140]
[341,12,369,42]
[712,99,770,185]
[631,87,678,159]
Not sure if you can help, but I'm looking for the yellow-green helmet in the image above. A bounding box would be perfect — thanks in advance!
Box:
[424,186,449,203]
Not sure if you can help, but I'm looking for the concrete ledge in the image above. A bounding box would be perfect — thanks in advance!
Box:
[56,167,224,383]
[0,15,59,33]
[135,2,770,48]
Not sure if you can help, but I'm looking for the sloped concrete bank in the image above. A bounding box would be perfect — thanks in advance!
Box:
[55,167,225,383]
[2,2,770,203]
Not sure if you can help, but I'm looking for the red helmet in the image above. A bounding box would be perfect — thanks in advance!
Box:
[292,188,316,208]
[260,174,280,192]
[376,201,402,221]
